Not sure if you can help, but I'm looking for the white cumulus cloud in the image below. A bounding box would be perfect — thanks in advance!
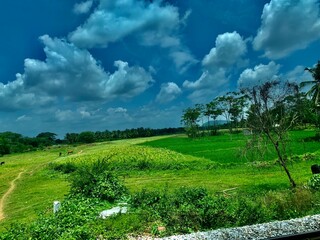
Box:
[156,82,182,103]
[183,69,228,102]
[69,0,196,72]
[202,31,247,69]
[238,61,281,87]
[0,35,154,110]
[69,0,180,48]
[253,0,320,59]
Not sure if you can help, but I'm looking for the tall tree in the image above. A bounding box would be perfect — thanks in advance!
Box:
[36,132,57,146]
[217,92,246,132]
[64,133,79,144]
[205,99,223,134]
[301,61,320,128]
[243,81,298,188]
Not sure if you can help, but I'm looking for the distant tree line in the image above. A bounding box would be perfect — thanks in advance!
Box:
[0,127,184,156]
[64,127,184,144]
[181,61,320,138]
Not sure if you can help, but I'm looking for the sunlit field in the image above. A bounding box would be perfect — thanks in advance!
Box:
[0,130,319,232]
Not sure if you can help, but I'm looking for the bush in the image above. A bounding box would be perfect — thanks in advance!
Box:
[0,195,105,240]
[50,162,77,174]
[130,187,236,234]
[70,159,128,201]
[308,174,320,190]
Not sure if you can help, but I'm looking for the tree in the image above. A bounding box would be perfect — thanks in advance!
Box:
[217,92,247,132]
[301,61,320,128]
[64,133,79,144]
[36,132,57,146]
[78,131,95,143]
[181,106,201,138]
[302,61,320,106]
[243,81,298,188]
[285,87,315,128]
[0,137,10,156]
[205,99,223,134]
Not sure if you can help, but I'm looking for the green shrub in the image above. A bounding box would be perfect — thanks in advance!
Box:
[0,195,106,240]
[70,159,128,201]
[50,162,77,174]
[308,174,320,190]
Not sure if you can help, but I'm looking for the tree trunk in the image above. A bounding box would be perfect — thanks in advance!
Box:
[274,142,297,188]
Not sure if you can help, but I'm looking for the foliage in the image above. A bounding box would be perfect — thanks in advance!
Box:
[129,186,320,235]
[181,106,202,138]
[49,162,77,174]
[78,131,96,143]
[302,61,320,107]
[243,81,299,187]
[69,159,128,201]
[308,174,320,191]
[0,195,109,240]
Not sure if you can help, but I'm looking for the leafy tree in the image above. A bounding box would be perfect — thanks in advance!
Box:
[64,133,79,144]
[0,137,10,156]
[302,61,320,106]
[36,132,57,146]
[243,81,298,188]
[78,131,95,143]
[217,92,247,132]
[285,88,315,128]
[181,106,201,138]
[204,99,223,134]
[301,61,320,128]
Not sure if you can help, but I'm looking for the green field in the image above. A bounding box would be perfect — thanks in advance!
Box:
[0,130,319,235]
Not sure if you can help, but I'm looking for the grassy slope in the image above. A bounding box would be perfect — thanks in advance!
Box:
[0,131,319,231]
[0,136,170,230]
[0,148,70,230]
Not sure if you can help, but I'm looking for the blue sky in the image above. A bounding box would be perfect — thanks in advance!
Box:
[0,0,320,138]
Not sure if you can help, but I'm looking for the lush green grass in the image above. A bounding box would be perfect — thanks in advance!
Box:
[0,130,319,234]
[0,135,184,230]
[0,148,70,230]
[140,130,319,164]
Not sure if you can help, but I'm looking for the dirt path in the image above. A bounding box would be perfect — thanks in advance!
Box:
[0,171,25,221]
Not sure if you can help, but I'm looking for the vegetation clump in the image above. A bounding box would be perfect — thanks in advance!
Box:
[69,159,128,202]
[308,174,320,191]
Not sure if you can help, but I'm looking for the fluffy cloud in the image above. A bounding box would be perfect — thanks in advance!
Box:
[238,61,280,87]
[156,82,182,103]
[69,0,180,48]
[0,35,154,110]
[0,75,54,111]
[69,0,196,72]
[183,69,228,102]
[105,60,155,98]
[253,0,320,59]
[182,31,247,103]
[202,31,247,69]
[73,1,93,14]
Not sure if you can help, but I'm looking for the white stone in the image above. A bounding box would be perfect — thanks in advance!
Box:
[99,206,128,219]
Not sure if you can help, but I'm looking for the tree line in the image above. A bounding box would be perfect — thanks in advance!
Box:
[181,61,320,138]
[0,127,184,156]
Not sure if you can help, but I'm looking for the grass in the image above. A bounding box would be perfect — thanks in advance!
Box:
[0,148,70,230]
[0,130,319,233]
[140,130,320,164]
